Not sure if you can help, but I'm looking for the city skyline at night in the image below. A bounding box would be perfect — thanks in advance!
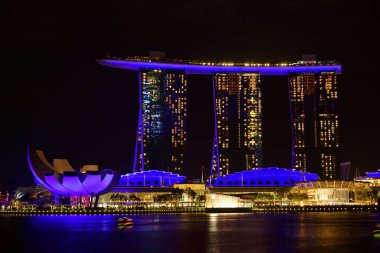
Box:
[1,0,379,192]
[2,2,380,253]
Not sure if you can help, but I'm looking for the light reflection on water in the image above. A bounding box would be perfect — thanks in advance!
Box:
[0,213,379,253]
[208,213,220,253]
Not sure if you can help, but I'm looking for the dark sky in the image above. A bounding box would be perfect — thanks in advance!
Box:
[1,0,379,191]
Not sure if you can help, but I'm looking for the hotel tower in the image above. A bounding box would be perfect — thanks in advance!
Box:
[289,71,339,179]
[99,54,341,179]
[211,73,262,177]
[133,69,187,173]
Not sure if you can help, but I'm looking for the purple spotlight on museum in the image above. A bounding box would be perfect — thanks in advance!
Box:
[27,146,120,197]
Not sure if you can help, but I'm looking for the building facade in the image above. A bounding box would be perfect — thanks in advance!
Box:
[291,181,372,205]
[211,73,262,177]
[99,56,342,179]
[289,72,339,179]
[134,70,187,172]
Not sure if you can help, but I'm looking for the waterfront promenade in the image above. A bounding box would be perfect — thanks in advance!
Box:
[1,205,378,215]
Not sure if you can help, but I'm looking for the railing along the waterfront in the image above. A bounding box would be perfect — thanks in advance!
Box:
[253,205,378,213]
[0,206,206,215]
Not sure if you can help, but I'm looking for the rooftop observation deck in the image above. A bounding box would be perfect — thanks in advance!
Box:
[97,56,342,76]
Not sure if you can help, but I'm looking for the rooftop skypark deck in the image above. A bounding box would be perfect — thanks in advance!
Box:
[97,56,342,75]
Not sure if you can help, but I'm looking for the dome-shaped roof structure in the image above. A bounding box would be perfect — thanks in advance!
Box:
[211,167,319,187]
[27,146,120,196]
[118,170,186,187]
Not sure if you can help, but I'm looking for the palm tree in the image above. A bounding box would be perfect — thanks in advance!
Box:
[110,194,117,202]
[366,190,378,205]
[275,189,286,206]
[184,187,197,201]
[128,194,141,202]
[170,188,184,201]
[196,195,205,202]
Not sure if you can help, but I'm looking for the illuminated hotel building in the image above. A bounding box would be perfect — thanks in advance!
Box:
[211,73,262,177]
[289,72,339,179]
[98,55,342,179]
[134,70,187,172]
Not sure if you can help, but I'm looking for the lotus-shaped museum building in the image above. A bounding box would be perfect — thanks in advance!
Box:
[27,146,120,197]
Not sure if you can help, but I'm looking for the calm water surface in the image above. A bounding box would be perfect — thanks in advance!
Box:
[1,213,379,253]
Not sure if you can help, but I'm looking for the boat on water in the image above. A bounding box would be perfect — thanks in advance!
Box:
[373,229,380,238]
[117,217,133,228]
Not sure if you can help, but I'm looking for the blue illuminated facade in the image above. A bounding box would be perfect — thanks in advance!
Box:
[118,170,186,187]
[134,70,187,172]
[366,170,380,178]
[210,167,319,187]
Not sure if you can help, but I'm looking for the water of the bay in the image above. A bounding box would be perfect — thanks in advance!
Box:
[1,213,379,253]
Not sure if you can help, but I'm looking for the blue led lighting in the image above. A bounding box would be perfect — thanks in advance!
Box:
[210,167,319,187]
[210,75,220,178]
[364,170,380,178]
[98,59,342,76]
[98,57,342,180]
[118,170,186,187]
[133,73,145,172]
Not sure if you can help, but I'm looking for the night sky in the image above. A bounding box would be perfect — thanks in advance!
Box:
[1,0,379,191]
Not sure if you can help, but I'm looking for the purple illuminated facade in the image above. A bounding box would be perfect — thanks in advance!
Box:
[27,146,120,198]
[98,58,342,75]
[98,56,342,179]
